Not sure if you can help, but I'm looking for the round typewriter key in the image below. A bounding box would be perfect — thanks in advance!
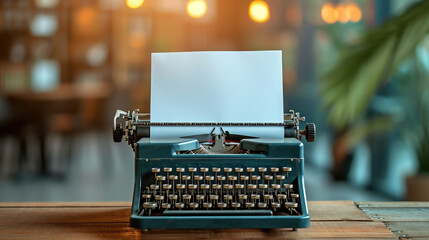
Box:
[228,176,237,181]
[162,203,171,209]
[240,175,249,181]
[218,202,227,209]
[200,167,209,172]
[235,184,244,189]
[150,184,159,190]
[212,184,221,190]
[246,202,255,209]
[270,167,279,172]
[205,175,214,181]
[176,184,185,190]
[231,202,241,208]
[209,195,219,200]
[271,184,281,190]
[163,167,172,172]
[156,175,166,181]
[196,194,205,200]
[203,202,212,209]
[278,194,287,201]
[216,175,225,181]
[176,167,185,172]
[247,184,257,190]
[258,167,267,172]
[246,167,255,172]
[212,167,221,172]
[235,167,243,173]
[189,202,199,209]
[183,194,192,200]
[201,184,210,190]
[155,195,164,201]
[182,175,191,181]
[224,167,232,172]
[264,175,273,181]
[271,202,281,211]
[223,184,233,190]
[168,194,178,200]
[188,167,197,172]
[264,194,274,200]
[152,168,160,173]
[188,184,198,190]
[143,202,157,209]
[258,184,268,189]
[194,175,203,181]
[169,175,178,180]
[224,194,233,201]
[162,184,172,190]
[251,175,261,181]
[285,202,298,208]
[142,194,151,199]
[276,175,285,180]
[251,194,260,200]
[175,203,185,209]
[239,194,248,200]
[258,202,267,208]
[282,167,292,172]
[291,193,299,198]
[283,184,293,189]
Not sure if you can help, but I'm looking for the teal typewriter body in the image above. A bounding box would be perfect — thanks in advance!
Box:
[113,110,315,230]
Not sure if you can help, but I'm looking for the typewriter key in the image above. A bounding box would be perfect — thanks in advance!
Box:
[285,202,298,208]
[218,202,227,210]
[152,168,160,173]
[176,167,185,172]
[216,175,225,182]
[168,194,178,200]
[156,175,166,181]
[163,184,172,190]
[223,184,233,190]
[155,195,164,201]
[183,194,192,200]
[162,203,171,209]
[240,175,249,181]
[246,202,255,209]
[258,202,267,208]
[271,202,281,212]
[235,184,244,189]
[231,202,241,209]
[196,194,205,200]
[283,183,293,196]
[212,167,221,172]
[291,193,299,202]
[142,194,151,200]
[189,202,199,210]
[276,175,285,184]
[282,167,292,178]
[205,175,214,182]
[175,202,185,210]
[203,202,213,209]
[251,194,260,204]
[194,175,203,181]
[258,167,267,172]
[224,194,233,202]
[246,167,255,172]
[182,175,191,181]
[201,184,210,190]
[270,167,279,172]
[277,194,287,204]
[235,167,243,172]
[150,184,159,190]
[143,202,157,216]
[188,167,197,172]
[200,167,209,172]
[224,167,232,172]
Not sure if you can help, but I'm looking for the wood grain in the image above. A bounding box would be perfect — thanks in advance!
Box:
[0,201,398,239]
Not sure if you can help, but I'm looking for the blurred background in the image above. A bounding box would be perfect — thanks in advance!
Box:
[0,0,428,202]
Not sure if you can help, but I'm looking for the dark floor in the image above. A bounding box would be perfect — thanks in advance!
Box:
[0,131,390,202]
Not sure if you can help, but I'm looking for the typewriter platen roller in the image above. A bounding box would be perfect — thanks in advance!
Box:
[113,109,315,230]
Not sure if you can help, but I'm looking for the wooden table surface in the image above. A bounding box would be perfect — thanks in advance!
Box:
[0,201,428,239]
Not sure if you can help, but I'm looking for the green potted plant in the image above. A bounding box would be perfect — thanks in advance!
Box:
[320,1,429,200]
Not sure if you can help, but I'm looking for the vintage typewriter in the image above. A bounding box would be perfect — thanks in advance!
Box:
[113,109,315,230]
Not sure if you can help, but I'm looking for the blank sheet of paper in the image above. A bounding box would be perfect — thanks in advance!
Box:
[150,51,284,139]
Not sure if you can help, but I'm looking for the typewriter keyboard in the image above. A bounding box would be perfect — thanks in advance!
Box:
[139,166,301,216]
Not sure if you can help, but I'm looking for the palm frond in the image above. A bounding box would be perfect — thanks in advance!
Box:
[320,0,429,129]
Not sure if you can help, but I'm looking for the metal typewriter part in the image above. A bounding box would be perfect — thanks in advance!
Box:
[113,109,316,230]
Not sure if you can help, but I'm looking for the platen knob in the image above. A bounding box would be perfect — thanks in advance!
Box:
[305,123,316,142]
[113,127,123,142]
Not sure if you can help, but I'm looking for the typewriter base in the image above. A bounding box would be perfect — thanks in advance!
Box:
[130,214,310,229]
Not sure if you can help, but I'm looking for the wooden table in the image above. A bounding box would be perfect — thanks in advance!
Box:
[0,201,427,239]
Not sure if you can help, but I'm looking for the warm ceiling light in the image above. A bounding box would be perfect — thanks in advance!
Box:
[249,0,270,23]
[126,0,144,9]
[321,3,338,24]
[187,0,207,18]
[346,3,362,22]
[336,3,350,23]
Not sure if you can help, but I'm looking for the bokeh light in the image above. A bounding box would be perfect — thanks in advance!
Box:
[321,3,338,24]
[126,0,144,9]
[336,3,350,23]
[346,3,362,22]
[187,0,207,18]
[249,0,270,23]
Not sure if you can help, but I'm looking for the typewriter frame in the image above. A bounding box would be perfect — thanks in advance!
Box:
[130,138,310,230]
